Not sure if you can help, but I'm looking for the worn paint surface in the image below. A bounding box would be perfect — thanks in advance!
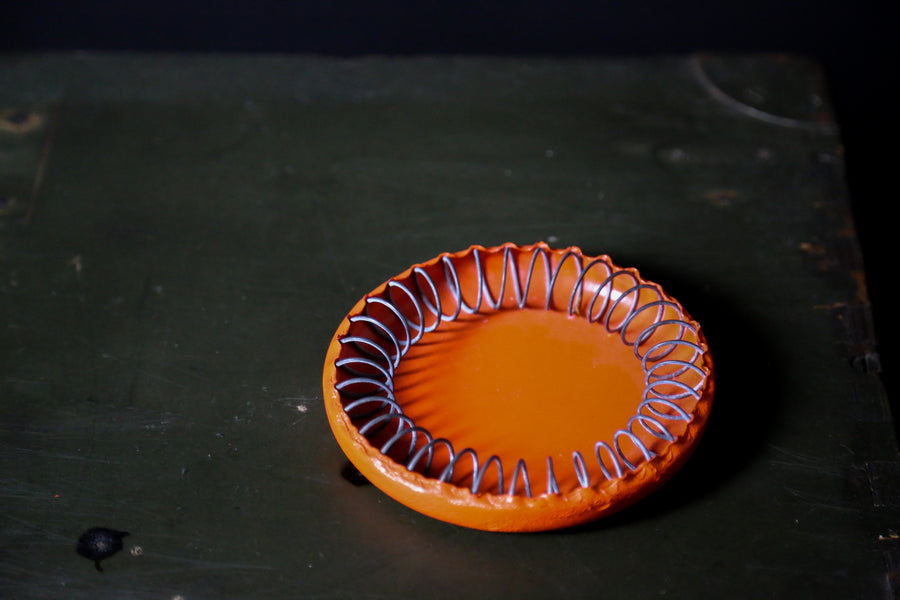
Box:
[0,53,896,598]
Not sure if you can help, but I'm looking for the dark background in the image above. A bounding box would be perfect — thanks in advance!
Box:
[3,0,898,426]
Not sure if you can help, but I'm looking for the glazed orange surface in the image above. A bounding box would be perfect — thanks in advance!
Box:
[392,308,646,492]
[323,243,714,531]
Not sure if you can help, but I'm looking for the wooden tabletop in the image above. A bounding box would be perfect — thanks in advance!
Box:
[1,53,897,599]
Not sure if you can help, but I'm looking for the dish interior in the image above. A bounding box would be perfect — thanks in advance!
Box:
[333,246,707,497]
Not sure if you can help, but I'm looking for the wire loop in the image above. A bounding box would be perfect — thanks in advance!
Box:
[333,244,710,496]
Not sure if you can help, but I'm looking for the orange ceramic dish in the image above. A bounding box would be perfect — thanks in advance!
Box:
[322,243,714,532]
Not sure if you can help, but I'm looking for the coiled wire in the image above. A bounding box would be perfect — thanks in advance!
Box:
[334,244,710,497]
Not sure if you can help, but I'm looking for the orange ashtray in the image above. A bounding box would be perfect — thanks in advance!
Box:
[323,242,714,532]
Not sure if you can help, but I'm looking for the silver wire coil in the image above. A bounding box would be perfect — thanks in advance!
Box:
[333,244,710,497]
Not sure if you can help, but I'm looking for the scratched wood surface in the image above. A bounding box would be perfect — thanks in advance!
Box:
[1,53,897,598]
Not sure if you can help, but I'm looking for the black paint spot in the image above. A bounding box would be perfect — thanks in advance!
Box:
[76,527,129,572]
[341,460,370,486]
[4,111,30,126]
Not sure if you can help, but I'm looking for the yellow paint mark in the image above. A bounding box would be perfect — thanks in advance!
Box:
[851,270,869,303]
[798,242,825,256]
[69,255,83,276]
[702,188,739,207]
[812,302,847,310]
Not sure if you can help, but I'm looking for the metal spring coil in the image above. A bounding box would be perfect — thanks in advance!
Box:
[334,245,709,498]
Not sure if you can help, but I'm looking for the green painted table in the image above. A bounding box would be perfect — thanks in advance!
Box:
[1,53,897,598]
